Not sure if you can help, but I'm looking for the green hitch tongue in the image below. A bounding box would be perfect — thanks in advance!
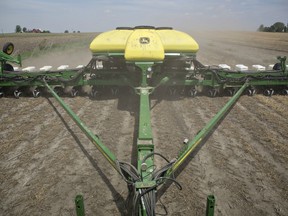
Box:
[43,79,119,173]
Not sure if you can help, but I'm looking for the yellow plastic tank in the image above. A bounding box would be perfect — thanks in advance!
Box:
[89,26,199,61]
[156,29,199,53]
[89,28,132,52]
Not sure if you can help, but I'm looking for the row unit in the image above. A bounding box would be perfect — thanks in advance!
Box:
[218,64,288,71]
[13,65,85,72]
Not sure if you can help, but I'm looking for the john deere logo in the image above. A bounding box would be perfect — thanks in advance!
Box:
[139,37,150,44]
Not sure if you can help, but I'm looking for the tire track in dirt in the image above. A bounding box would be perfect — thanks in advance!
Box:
[1,95,140,216]
[1,97,97,215]
[151,98,193,214]
[189,96,269,216]
[0,97,67,167]
[152,95,288,216]
[58,95,137,215]
[171,96,261,216]
[0,98,47,141]
[82,96,135,215]
[151,96,218,215]
[0,98,61,215]
[271,95,288,107]
[151,98,189,161]
[170,97,222,215]
[235,97,288,210]
[1,96,126,216]
[195,95,288,216]
[54,97,127,216]
[44,96,129,216]
[151,96,256,215]
[238,96,288,163]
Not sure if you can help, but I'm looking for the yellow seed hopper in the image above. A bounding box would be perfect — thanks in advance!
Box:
[89,26,199,61]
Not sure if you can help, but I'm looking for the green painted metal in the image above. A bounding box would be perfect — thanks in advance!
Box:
[0,51,21,65]
[135,62,156,216]
[2,37,288,215]
[278,56,287,72]
[206,195,216,216]
[0,50,22,73]
[43,79,119,172]
[136,62,155,154]
[12,57,284,215]
[136,88,155,190]
[166,82,248,176]
[38,62,254,215]
[138,89,153,140]
[75,195,85,216]
[1,55,287,94]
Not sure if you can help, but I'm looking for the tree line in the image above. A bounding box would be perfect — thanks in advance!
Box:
[15,25,50,33]
[15,25,80,34]
[257,22,287,32]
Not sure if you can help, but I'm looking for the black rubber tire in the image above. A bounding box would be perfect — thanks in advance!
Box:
[264,89,273,96]
[208,89,217,97]
[3,63,14,71]
[247,89,255,96]
[3,42,14,55]
[273,63,281,70]
[282,89,288,95]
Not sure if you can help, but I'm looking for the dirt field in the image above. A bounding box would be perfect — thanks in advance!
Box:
[0,31,288,216]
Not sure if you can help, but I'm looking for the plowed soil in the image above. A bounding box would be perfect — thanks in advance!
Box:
[0,31,288,216]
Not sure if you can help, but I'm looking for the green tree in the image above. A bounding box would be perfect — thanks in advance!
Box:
[22,27,27,32]
[271,22,285,32]
[64,30,69,33]
[263,26,271,32]
[257,24,264,32]
[257,21,287,32]
[269,25,276,32]
[15,25,22,33]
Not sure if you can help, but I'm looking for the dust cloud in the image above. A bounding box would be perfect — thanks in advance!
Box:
[23,47,92,69]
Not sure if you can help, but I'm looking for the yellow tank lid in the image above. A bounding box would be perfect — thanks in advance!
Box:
[89,26,199,61]
[89,28,132,53]
[156,29,199,53]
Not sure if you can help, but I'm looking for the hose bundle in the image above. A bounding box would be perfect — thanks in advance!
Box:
[116,152,182,216]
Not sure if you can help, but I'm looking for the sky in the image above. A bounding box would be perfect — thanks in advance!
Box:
[0,0,287,33]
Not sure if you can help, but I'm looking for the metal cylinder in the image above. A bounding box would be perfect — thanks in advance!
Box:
[75,194,85,216]
[206,195,215,216]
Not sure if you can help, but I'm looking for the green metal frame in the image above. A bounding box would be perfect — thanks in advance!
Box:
[1,47,287,215]
[42,62,249,215]
[0,50,22,73]
[166,82,248,176]
[43,79,119,172]
[1,55,287,97]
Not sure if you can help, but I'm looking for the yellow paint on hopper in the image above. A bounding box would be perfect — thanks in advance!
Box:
[89,29,132,52]
[124,29,165,61]
[89,27,199,61]
[156,30,199,53]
